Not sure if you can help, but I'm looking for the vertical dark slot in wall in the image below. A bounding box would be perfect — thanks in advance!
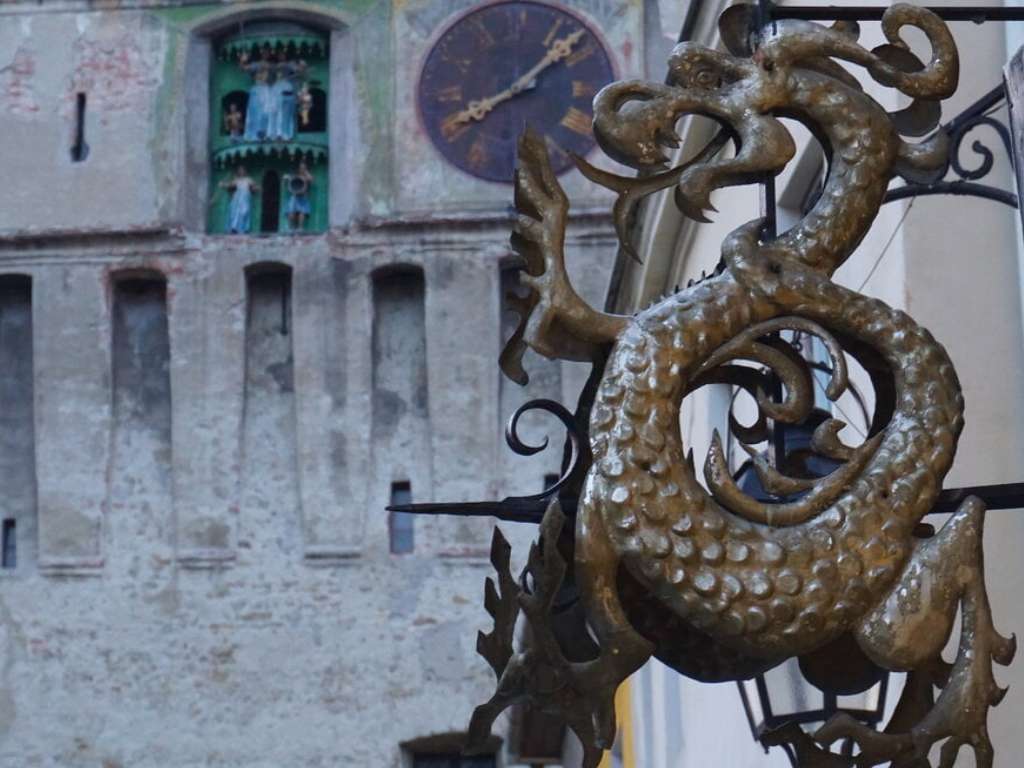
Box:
[372,267,428,550]
[245,265,293,393]
[112,277,172,437]
[1,521,15,569]
[389,481,414,554]
[109,273,174,577]
[71,92,89,162]
[372,267,428,438]
[241,264,299,554]
[0,276,35,570]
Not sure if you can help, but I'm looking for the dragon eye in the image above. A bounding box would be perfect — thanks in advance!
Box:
[694,68,719,88]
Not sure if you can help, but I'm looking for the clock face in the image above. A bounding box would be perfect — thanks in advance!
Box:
[417,1,616,183]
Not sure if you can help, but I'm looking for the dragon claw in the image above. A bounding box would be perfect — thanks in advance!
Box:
[993,632,1017,666]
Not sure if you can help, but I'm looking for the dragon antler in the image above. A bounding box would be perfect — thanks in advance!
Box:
[500,129,628,384]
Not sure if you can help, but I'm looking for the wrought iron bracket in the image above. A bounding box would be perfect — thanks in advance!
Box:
[752,1,1024,219]
[387,398,585,523]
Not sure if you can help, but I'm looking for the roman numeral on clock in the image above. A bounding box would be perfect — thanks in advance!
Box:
[468,137,489,170]
[566,41,596,67]
[543,18,564,46]
[560,107,591,135]
[435,85,463,103]
[572,80,597,99]
[441,113,470,142]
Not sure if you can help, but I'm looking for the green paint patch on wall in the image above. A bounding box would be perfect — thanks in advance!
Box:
[153,0,379,28]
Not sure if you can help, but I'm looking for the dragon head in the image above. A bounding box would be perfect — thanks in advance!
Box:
[592,2,958,223]
[593,36,795,221]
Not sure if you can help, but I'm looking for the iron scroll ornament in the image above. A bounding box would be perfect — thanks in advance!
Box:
[387,399,585,524]
[463,5,1016,768]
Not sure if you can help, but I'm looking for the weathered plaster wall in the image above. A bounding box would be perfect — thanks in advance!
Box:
[0,11,170,233]
[0,1,628,764]
[0,0,642,236]
[0,221,615,767]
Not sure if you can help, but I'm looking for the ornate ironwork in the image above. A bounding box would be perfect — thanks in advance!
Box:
[387,398,584,525]
[764,5,1024,24]
[882,84,1018,208]
[457,5,1017,767]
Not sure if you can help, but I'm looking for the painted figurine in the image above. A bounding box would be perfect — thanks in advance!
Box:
[270,52,305,140]
[283,160,313,232]
[219,165,260,234]
[240,45,273,141]
[223,102,244,142]
[298,83,313,128]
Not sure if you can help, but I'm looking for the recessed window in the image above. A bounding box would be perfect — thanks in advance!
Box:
[208,22,329,235]
[2,520,16,569]
[70,92,89,162]
[389,481,414,555]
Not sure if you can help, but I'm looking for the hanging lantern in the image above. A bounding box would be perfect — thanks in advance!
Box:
[737,646,890,765]
[732,406,890,765]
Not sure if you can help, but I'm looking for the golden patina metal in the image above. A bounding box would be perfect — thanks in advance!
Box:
[468,4,1016,767]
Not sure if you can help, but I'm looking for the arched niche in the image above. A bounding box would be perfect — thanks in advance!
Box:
[181,5,358,233]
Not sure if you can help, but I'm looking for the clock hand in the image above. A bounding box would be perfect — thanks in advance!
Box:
[451,28,586,126]
[507,28,585,95]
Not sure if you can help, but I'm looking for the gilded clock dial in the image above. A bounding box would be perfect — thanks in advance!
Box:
[418,1,616,183]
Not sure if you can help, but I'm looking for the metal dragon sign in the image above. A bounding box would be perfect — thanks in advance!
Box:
[465,4,1016,767]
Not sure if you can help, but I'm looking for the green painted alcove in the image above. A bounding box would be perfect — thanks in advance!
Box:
[208,21,329,235]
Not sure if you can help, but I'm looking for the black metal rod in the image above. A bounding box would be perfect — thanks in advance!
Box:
[883,182,1019,209]
[930,482,1024,516]
[391,482,1024,524]
[945,84,1008,136]
[768,6,1024,23]
[387,498,560,525]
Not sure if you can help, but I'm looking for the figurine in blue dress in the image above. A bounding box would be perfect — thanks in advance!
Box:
[220,165,260,234]
[240,46,273,141]
[283,160,313,232]
[270,52,305,140]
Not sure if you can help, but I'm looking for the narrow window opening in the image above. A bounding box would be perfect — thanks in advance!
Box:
[111,276,172,435]
[389,481,415,554]
[0,277,34,571]
[2,520,16,569]
[260,170,280,233]
[244,264,295,394]
[246,264,292,337]
[70,92,89,162]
